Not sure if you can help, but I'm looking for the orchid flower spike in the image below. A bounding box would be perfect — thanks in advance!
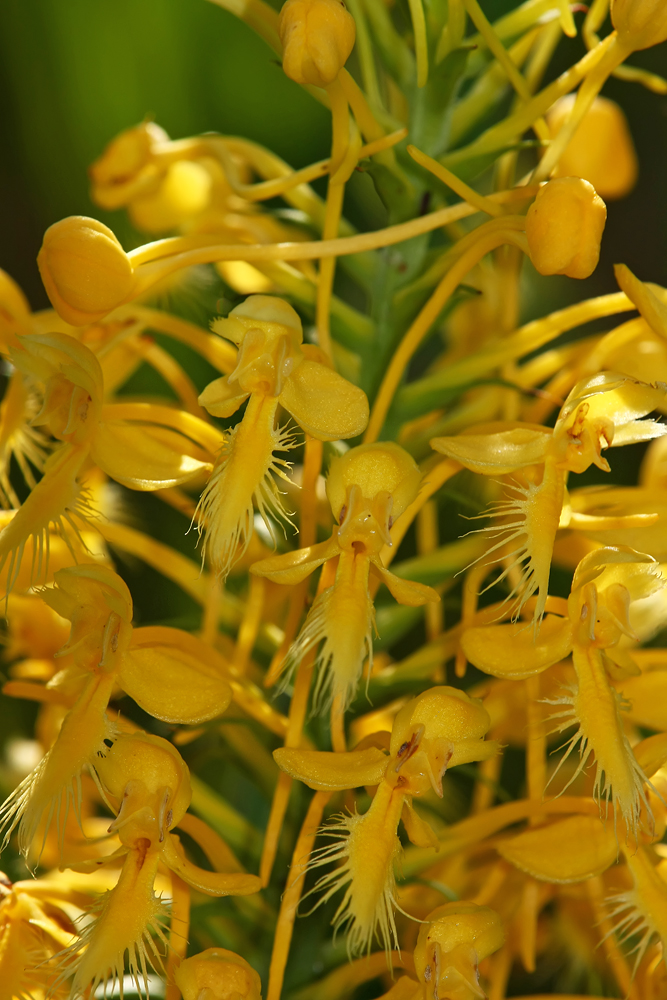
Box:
[197,295,368,578]
[274,686,498,954]
[174,947,263,1000]
[461,546,665,839]
[432,372,667,625]
[56,732,260,998]
[0,565,232,862]
[252,441,438,711]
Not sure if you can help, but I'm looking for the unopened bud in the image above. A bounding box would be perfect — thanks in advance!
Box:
[278,0,356,88]
[547,96,638,200]
[526,177,607,280]
[174,948,262,1000]
[37,216,134,326]
[611,0,667,51]
[90,121,168,209]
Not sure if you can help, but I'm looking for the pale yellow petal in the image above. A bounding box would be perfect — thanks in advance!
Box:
[280,360,369,440]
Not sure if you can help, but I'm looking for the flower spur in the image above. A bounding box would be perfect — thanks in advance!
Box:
[461,546,665,840]
[196,294,368,578]
[432,371,667,626]
[251,441,439,712]
[274,686,498,955]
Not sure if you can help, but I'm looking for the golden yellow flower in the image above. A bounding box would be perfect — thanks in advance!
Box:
[253,442,438,710]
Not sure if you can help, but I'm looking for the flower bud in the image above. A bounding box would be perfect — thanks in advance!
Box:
[547,96,638,200]
[89,121,168,209]
[174,948,262,1000]
[525,177,607,280]
[278,0,356,88]
[611,0,667,51]
[37,216,134,326]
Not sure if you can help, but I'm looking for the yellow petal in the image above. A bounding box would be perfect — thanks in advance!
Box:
[461,615,573,678]
[198,375,250,418]
[120,626,233,723]
[431,426,549,474]
[572,544,663,602]
[370,560,440,607]
[497,815,618,882]
[92,421,210,490]
[273,746,389,790]
[618,668,667,731]
[161,833,261,896]
[449,737,500,767]
[279,360,369,440]
[614,263,667,340]
[401,799,440,849]
[250,535,340,585]
[562,371,667,430]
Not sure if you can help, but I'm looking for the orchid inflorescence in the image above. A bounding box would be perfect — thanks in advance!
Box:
[1,0,667,997]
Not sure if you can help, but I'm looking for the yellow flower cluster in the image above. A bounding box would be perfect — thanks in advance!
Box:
[1,0,667,997]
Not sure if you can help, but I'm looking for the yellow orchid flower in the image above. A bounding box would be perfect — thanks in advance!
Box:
[432,372,667,624]
[55,731,261,998]
[252,441,438,711]
[413,902,505,1000]
[0,565,233,862]
[0,869,87,999]
[174,946,263,1000]
[0,330,215,592]
[461,546,665,838]
[274,686,497,954]
[369,902,504,1000]
[196,294,368,578]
